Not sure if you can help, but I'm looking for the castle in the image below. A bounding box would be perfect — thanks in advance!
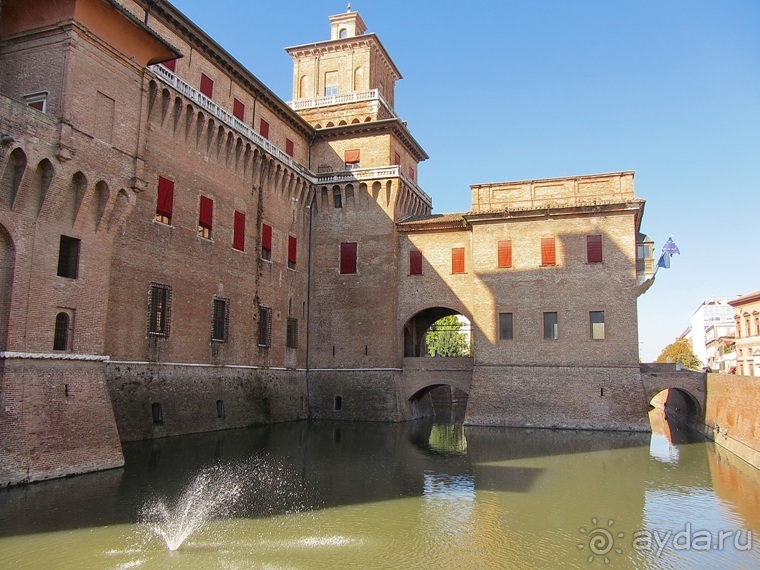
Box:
[0,0,658,485]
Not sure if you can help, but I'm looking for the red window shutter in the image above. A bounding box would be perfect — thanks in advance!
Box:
[288,235,297,264]
[408,167,415,180]
[233,210,245,251]
[286,138,294,157]
[233,98,245,121]
[587,235,603,263]
[452,247,465,274]
[409,250,422,275]
[497,240,512,268]
[199,196,213,229]
[262,223,272,251]
[340,242,357,274]
[259,119,269,139]
[28,101,45,111]
[394,152,401,166]
[541,237,556,265]
[200,73,213,98]
[162,59,176,72]
[156,176,174,218]
[345,149,361,163]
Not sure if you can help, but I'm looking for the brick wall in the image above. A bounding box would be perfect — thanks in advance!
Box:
[106,363,307,441]
[0,358,123,486]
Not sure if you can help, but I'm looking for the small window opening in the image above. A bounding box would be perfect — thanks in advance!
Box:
[217,400,225,419]
[57,235,81,279]
[152,402,164,424]
[334,396,342,411]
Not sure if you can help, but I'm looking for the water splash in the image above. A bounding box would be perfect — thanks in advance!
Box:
[140,463,244,551]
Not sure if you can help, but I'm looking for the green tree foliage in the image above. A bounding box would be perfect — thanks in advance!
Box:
[426,315,470,357]
[655,338,703,370]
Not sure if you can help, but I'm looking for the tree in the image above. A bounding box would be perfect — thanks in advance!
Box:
[655,338,702,370]
[426,315,469,357]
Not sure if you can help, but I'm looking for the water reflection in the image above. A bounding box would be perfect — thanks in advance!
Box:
[0,414,759,569]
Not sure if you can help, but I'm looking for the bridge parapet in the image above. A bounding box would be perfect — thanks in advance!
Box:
[402,357,473,400]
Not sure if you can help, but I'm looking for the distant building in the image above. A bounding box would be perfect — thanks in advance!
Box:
[683,299,735,370]
[729,291,760,376]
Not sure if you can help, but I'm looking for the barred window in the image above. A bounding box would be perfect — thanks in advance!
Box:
[53,311,72,351]
[499,312,513,340]
[543,312,558,340]
[590,311,605,340]
[287,318,298,349]
[212,297,229,342]
[258,305,272,348]
[148,283,171,336]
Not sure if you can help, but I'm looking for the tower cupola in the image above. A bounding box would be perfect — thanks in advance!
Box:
[329,7,367,39]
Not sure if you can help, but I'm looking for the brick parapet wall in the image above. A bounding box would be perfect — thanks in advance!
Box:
[0,357,124,487]
[106,362,308,442]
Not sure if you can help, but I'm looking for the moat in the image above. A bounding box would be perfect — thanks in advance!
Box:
[1,408,759,569]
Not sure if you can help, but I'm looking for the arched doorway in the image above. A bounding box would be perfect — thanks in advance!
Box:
[403,306,471,358]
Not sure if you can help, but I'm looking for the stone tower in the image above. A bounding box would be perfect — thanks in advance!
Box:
[286,10,431,419]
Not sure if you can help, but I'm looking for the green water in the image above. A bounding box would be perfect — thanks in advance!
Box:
[1,409,759,569]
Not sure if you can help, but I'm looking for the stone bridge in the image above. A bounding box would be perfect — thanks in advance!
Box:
[640,363,707,419]
[401,357,473,401]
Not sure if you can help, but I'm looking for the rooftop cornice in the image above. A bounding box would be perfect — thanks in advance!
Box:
[285,33,402,81]
[729,290,760,307]
[314,118,428,162]
[137,0,314,139]
[465,200,644,223]
[469,171,636,189]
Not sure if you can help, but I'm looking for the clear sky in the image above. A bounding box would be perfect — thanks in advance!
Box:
[168,0,760,362]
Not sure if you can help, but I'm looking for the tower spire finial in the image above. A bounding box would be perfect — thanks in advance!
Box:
[347,3,351,12]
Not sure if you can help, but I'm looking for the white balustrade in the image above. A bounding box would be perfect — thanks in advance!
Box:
[148,65,430,207]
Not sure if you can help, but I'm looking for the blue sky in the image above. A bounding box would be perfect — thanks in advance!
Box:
[169,0,760,362]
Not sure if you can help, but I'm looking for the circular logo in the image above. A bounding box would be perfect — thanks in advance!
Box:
[578,517,624,564]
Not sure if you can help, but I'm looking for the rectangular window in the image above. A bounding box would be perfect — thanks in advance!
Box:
[285,138,294,157]
[233,210,245,251]
[148,283,171,336]
[288,235,297,269]
[258,305,272,347]
[200,73,214,98]
[324,71,338,96]
[409,250,422,275]
[233,98,245,121]
[333,189,343,208]
[212,297,229,342]
[497,240,512,268]
[452,247,465,274]
[408,166,415,181]
[543,312,558,340]
[259,118,270,140]
[345,149,361,170]
[57,235,80,279]
[590,311,605,340]
[587,235,603,263]
[162,59,176,72]
[340,242,357,274]
[394,152,401,166]
[541,237,556,266]
[156,176,174,224]
[198,196,213,239]
[499,312,514,340]
[261,223,272,260]
[286,318,298,349]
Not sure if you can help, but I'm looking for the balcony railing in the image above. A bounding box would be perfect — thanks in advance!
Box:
[316,166,432,207]
[150,64,301,173]
[287,89,397,118]
[149,65,430,207]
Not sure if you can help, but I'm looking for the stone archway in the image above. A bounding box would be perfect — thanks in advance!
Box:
[402,306,471,358]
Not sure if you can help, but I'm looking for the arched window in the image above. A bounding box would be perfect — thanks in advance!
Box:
[339,28,348,39]
[53,312,70,351]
